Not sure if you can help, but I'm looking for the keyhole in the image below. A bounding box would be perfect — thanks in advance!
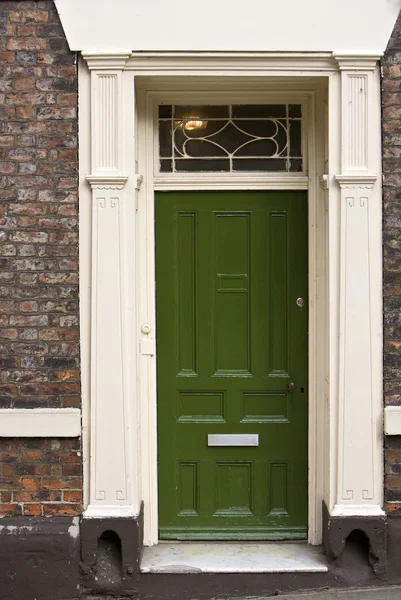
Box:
[301,387,304,394]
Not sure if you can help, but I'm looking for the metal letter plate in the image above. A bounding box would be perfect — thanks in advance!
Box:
[207,434,259,447]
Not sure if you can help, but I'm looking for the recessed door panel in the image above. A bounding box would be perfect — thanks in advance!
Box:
[177,212,197,376]
[156,191,308,539]
[269,211,288,374]
[214,212,250,375]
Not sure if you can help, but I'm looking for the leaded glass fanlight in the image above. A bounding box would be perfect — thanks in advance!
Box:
[158,104,303,173]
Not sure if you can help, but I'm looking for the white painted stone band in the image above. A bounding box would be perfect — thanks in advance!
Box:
[385,406,401,435]
[0,409,81,437]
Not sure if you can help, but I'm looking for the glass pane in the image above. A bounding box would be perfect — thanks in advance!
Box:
[160,159,173,172]
[208,122,251,154]
[232,119,280,138]
[289,159,303,172]
[232,104,287,118]
[235,139,281,157]
[183,139,228,158]
[174,105,229,119]
[159,105,172,118]
[158,104,303,173]
[289,121,302,156]
[233,158,287,172]
[175,158,230,172]
[159,120,172,158]
[289,104,302,118]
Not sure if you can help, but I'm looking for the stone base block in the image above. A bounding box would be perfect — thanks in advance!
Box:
[80,503,143,596]
[322,501,387,576]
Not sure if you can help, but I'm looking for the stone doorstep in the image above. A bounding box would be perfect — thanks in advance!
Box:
[252,585,401,600]
[140,541,328,574]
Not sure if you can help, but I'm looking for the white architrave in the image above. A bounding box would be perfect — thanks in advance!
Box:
[82,53,140,518]
[136,84,327,546]
[78,51,385,542]
[332,54,384,517]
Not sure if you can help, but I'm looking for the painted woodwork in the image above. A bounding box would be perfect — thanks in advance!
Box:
[156,191,308,539]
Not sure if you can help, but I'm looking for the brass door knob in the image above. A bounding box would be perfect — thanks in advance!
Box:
[287,380,297,393]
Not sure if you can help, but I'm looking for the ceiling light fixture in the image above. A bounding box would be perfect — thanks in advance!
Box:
[183,119,208,131]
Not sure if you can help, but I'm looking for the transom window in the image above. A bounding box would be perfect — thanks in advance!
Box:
[158,104,303,174]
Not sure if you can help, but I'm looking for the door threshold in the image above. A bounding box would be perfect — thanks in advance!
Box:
[140,541,328,574]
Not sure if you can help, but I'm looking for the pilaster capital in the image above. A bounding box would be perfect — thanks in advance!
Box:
[87,175,128,190]
[333,52,382,71]
[81,52,131,71]
[335,174,378,189]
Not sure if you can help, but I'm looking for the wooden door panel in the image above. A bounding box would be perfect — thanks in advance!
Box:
[214,212,250,375]
[177,212,197,376]
[269,211,289,375]
[156,191,308,540]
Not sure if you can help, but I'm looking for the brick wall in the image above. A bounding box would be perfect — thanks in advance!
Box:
[383,10,401,514]
[0,1,81,516]
[0,438,81,516]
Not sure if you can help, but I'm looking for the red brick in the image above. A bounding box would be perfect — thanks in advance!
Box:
[383,64,401,78]
[16,25,36,37]
[0,329,18,340]
[0,300,16,312]
[21,451,41,462]
[23,503,42,516]
[57,370,80,381]
[386,503,401,514]
[41,477,81,490]
[8,203,46,216]
[57,94,76,106]
[14,491,37,502]
[19,300,38,312]
[0,136,14,147]
[21,477,41,490]
[43,503,80,516]
[59,452,80,463]
[10,315,48,326]
[9,11,25,23]
[0,162,15,174]
[34,464,50,476]
[0,504,22,516]
[63,490,82,503]
[62,463,81,476]
[0,52,15,64]
[15,77,36,91]
[6,38,47,51]
[2,466,13,477]
[24,10,49,23]
[45,65,75,78]
[0,478,22,490]
[16,106,35,119]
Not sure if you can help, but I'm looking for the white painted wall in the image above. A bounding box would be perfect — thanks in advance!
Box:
[55,0,400,53]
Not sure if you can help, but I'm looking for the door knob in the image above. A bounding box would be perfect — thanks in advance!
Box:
[287,380,297,393]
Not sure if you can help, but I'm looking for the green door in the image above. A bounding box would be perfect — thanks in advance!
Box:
[156,191,308,540]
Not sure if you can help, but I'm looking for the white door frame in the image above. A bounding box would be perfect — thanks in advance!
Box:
[136,83,326,546]
[78,53,384,548]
